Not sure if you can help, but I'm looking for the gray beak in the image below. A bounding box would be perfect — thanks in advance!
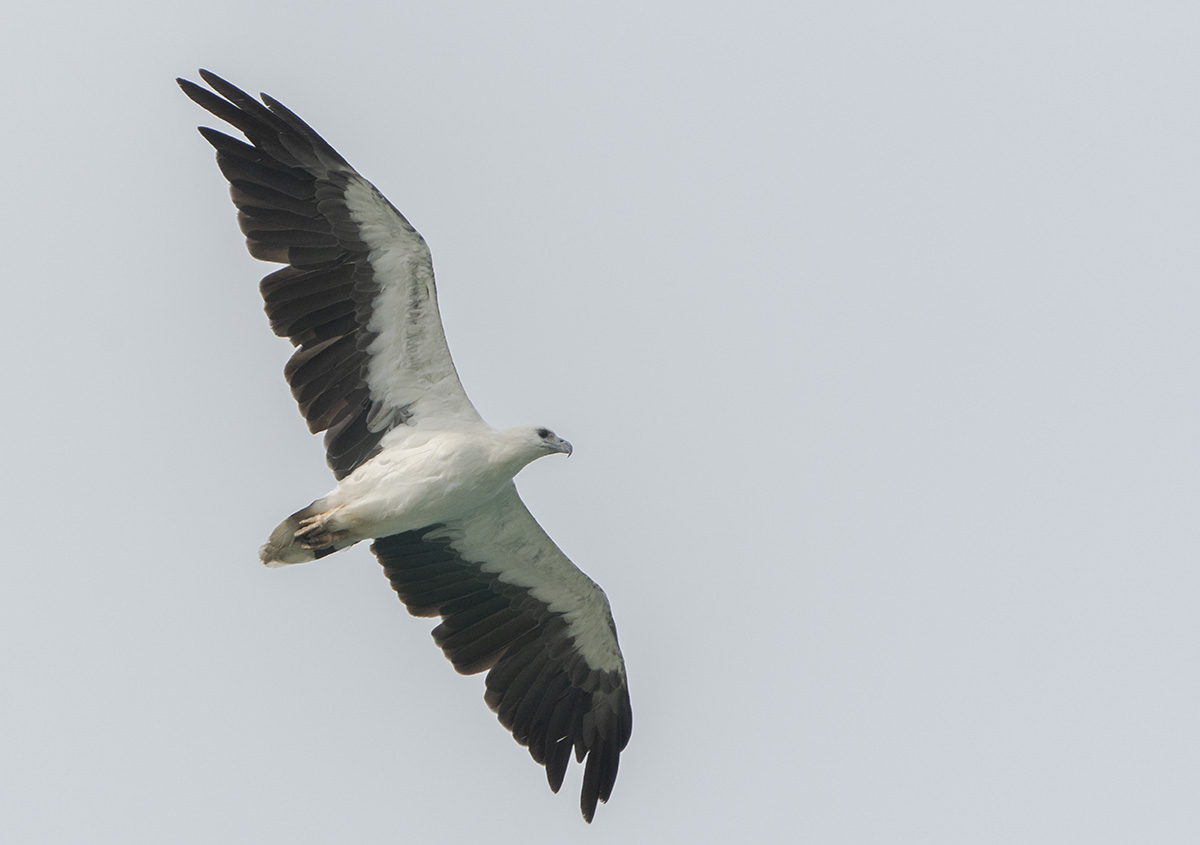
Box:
[559,439,573,457]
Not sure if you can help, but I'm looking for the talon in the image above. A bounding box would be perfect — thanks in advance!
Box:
[299,528,349,549]
[294,511,350,549]
[295,514,326,539]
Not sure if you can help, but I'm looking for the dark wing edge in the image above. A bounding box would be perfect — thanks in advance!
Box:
[370,499,632,822]
[178,70,479,479]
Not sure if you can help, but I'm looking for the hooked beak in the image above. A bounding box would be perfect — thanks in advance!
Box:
[559,438,573,457]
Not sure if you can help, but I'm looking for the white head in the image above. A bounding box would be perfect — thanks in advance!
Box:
[500,425,573,471]
[494,424,573,477]
[530,425,573,457]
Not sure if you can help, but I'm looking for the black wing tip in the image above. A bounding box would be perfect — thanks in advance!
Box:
[176,75,206,103]
[197,67,236,93]
[176,69,217,94]
[178,69,264,116]
[195,124,231,146]
[580,787,601,823]
[579,742,622,823]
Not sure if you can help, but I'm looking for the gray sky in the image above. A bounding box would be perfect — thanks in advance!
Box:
[3,2,1198,842]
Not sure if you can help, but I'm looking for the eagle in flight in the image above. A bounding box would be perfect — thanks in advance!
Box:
[178,70,632,822]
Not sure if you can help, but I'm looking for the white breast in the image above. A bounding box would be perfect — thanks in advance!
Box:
[319,429,525,541]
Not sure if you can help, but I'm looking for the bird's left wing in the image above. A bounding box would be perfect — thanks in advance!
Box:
[371,485,632,822]
[178,71,483,479]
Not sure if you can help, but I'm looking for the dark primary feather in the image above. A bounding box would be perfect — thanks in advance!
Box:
[178,71,396,479]
[372,529,632,822]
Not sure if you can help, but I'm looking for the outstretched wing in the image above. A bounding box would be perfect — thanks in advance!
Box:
[372,485,632,823]
[179,70,483,479]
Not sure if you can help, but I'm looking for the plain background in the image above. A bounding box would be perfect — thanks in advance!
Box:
[2,2,1198,842]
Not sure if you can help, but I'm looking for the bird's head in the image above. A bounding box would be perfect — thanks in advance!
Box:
[496,426,573,475]
[496,424,571,472]
[530,426,573,457]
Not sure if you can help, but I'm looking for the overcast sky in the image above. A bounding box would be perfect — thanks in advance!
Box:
[3,2,1198,842]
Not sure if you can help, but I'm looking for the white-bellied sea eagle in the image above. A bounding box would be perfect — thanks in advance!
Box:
[178,70,631,822]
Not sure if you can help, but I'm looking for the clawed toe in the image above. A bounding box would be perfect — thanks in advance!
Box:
[294,515,350,549]
[300,530,349,549]
[295,515,329,546]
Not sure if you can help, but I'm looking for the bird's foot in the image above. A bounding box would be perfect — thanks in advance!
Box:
[295,514,348,549]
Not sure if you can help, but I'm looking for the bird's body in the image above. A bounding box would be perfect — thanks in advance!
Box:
[261,425,571,565]
[179,70,630,822]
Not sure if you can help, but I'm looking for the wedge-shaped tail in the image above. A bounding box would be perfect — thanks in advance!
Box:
[260,501,353,566]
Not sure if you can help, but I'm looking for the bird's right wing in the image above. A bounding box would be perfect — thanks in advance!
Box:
[179,70,484,479]
[371,484,632,822]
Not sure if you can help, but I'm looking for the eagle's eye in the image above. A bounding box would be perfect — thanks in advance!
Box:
[536,428,552,439]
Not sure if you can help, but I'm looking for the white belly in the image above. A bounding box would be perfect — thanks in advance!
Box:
[318,429,519,541]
